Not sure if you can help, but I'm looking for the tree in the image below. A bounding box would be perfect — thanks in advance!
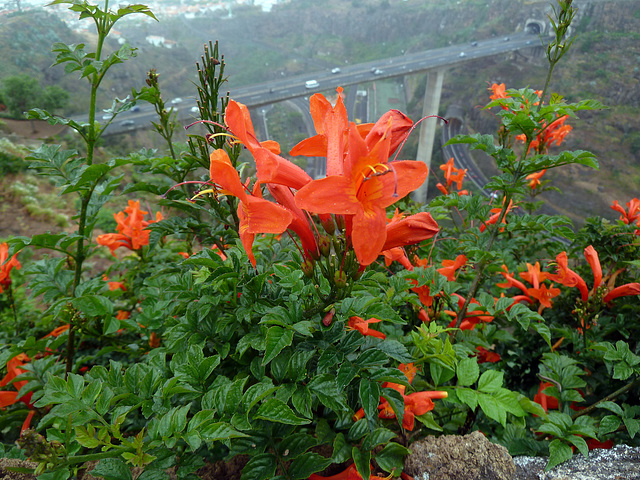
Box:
[0,75,69,118]
[0,74,43,118]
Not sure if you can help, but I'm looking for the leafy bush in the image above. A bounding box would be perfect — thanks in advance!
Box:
[0,1,639,480]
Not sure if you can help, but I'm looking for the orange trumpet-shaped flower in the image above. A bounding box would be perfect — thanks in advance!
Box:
[208,149,293,267]
[475,346,501,364]
[0,242,21,293]
[348,316,386,340]
[438,254,467,281]
[377,383,448,431]
[96,200,162,256]
[479,199,513,233]
[381,211,439,252]
[534,381,559,413]
[295,123,428,266]
[309,462,395,480]
[0,354,35,433]
[526,169,546,189]
[224,99,281,155]
[437,158,468,195]
[611,198,640,225]
[289,87,349,176]
[547,246,640,305]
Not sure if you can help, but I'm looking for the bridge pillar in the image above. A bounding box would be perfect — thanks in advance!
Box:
[412,68,445,204]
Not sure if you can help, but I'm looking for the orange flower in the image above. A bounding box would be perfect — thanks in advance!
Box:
[489,83,507,101]
[96,200,162,256]
[526,169,546,189]
[438,158,468,195]
[479,199,513,233]
[378,383,448,431]
[611,198,640,225]
[475,346,501,364]
[548,246,640,306]
[347,316,386,340]
[42,324,70,338]
[438,254,467,281]
[0,242,21,293]
[533,381,559,413]
[208,149,293,267]
[399,363,418,384]
[445,294,493,331]
[149,332,161,348]
[116,310,131,320]
[295,122,428,266]
[224,99,281,155]
[381,211,439,252]
[0,354,34,433]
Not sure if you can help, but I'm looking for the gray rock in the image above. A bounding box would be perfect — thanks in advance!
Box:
[404,430,515,480]
[513,444,640,480]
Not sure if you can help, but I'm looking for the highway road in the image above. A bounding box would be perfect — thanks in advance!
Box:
[75,32,542,136]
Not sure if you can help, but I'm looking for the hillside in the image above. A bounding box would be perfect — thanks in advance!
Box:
[1,0,639,228]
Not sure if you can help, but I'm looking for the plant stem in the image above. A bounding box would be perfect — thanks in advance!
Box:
[571,376,640,421]
[8,282,19,336]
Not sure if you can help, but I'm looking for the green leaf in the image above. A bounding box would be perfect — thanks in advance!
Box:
[456,388,478,410]
[457,357,479,386]
[240,453,277,480]
[36,469,71,480]
[567,435,588,458]
[307,374,348,413]
[598,401,623,416]
[352,447,371,480]
[599,415,621,436]
[336,363,359,392]
[287,453,333,480]
[262,327,294,366]
[478,370,503,394]
[75,425,100,448]
[332,433,351,463]
[362,428,397,451]
[376,340,413,363]
[278,433,318,459]
[375,442,411,475]
[254,399,310,425]
[90,458,133,480]
[546,439,573,471]
[478,393,506,427]
[623,417,639,439]
[359,379,381,423]
[198,422,249,442]
[72,295,114,317]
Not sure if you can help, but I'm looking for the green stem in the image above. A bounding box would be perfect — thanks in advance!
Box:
[571,376,640,421]
[7,282,19,337]
[65,447,135,466]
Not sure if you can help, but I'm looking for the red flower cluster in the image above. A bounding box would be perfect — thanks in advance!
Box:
[96,200,163,256]
[611,198,640,234]
[0,242,21,293]
[436,157,468,196]
[204,88,439,267]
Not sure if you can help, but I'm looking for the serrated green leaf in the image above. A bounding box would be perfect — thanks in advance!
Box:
[457,357,479,386]
[456,388,478,410]
[478,370,503,394]
[546,439,573,471]
[598,401,624,416]
[90,458,133,480]
[359,378,381,423]
[599,415,621,436]
[287,453,333,480]
[240,453,277,480]
[478,393,506,427]
[262,327,294,366]
[375,442,411,475]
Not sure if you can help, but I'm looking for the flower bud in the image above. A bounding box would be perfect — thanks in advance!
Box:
[301,257,315,278]
[318,236,331,257]
[334,270,348,288]
[322,308,336,327]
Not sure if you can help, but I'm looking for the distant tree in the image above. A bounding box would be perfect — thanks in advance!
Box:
[42,85,70,113]
[0,74,43,118]
[0,74,69,118]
